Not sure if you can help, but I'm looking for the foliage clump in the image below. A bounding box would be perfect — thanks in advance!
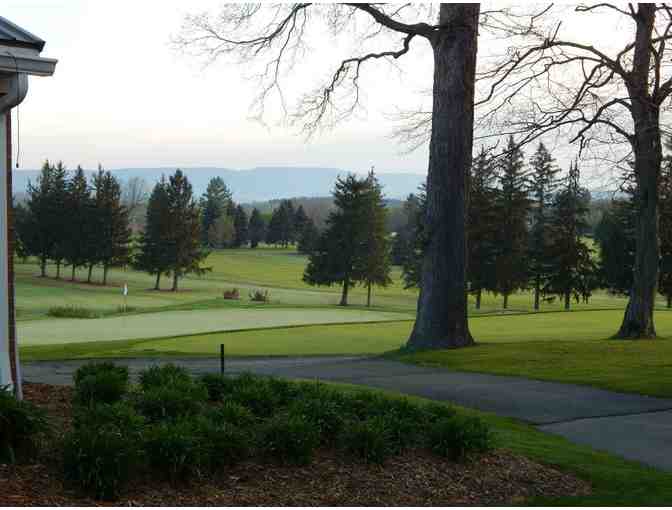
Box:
[0,388,49,463]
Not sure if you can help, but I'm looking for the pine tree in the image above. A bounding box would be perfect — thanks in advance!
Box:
[50,161,69,279]
[527,142,561,310]
[233,205,249,247]
[399,186,427,290]
[293,205,309,242]
[493,136,530,309]
[544,161,597,309]
[208,215,235,248]
[297,218,319,254]
[200,177,233,246]
[92,166,131,285]
[134,177,173,290]
[266,200,295,247]
[303,174,370,306]
[165,169,210,291]
[468,147,499,309]
[64,166,96,281]
[248,208,266,248]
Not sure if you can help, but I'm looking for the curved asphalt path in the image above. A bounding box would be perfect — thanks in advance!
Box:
[23,356,672,472]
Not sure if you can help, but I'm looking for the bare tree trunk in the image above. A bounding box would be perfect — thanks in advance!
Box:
[56,260,61,279]
[503,293,508,310]
[87,264,93,283]
[103,264,109,286]
[407,4,479,350]
[367,281,372,307]
[71,265,76,281]
[618,5,659,339]
[339,275,350,306]
[172,272,179,292]
[154,272,161,291]
[667,294,671,309]
[534,275,540,311]
[39,256,46,277]
[475,288,481,310]
[564,291,570,311]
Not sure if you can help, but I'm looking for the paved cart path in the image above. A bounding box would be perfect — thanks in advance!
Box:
[23,356,672,472]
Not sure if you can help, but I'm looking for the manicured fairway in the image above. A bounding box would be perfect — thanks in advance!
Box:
[18,308,411,345]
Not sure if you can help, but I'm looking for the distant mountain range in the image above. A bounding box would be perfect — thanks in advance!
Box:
[12,166,427,203]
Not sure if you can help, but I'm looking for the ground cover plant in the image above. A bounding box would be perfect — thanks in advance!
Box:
[47,305,100,319]
[58,362,503,501]
[0,387,48,463]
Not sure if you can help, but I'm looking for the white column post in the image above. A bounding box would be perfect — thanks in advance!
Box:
[0,110,10,390]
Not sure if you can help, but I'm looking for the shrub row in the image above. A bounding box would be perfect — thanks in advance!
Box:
[64,363,492,500]
[47,305,100,319]
[0,387,49,463]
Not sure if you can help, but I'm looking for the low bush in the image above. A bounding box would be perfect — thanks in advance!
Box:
[144,419,206,483]
[428,415,492,461]
[222,288,240,300]
[288,397,344,443]
[229,375,285,418]
[339,417,391,464]
[195,416,251,468]
[206,401,256,428]
[138,363,192,391]
[249,289,269,302]
[199,373,236,402]
[47,305,100,319]
[73,401,145,440]
[135,382,207,422]
[74,362,129,406]
[0,387,49,462]
[116,305,137,314]
[63,422,140,500]
[259,412,320,465]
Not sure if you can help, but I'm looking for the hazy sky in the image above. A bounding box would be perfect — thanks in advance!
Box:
[3,2,634,187]
[5,1,437,174]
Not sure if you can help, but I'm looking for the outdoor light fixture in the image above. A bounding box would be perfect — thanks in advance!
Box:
[0,16,57,397]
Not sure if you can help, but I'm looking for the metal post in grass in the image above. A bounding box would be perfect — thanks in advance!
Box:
[220,344,225,375]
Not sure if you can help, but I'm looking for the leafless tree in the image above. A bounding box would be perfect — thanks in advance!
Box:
[175,3,485,349]
[121,176,149,220]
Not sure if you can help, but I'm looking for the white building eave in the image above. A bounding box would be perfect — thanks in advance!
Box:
[0,53,57,77]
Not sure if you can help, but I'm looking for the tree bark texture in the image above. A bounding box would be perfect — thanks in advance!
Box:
[407,4,479,350]
[154,272,161,291]
[339,276,350,306]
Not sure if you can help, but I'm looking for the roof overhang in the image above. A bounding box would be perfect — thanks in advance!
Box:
[0,45,57,77]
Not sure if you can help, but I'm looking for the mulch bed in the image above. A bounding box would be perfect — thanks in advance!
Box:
[0,383,591,506]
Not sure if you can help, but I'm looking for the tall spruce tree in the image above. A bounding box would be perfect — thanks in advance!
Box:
[468,148,499,309]
[493,137,530,309]
[660,153,672,307]
[360,169,392,307]
[248,208,265,249]
[64,166,96,281]
[92,166,131,285]
[297,218,319,255]
[50,161,69,279]
[293,205,309,242]
[22,161,57,277]
[399,186,427,290]
[134,177,173,290]
[527,142,561,310]
[303,174,370,306]
[233,205,249,247]
[165,170,209,291]
[544,161,597,309]
[200,177,233,246]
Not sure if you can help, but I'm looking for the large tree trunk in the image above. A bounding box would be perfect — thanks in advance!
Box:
[503,293,508,310]
[407,4,479,350]
[617,4,659,339]
[172,272,179,292]
[39,256,46,277]
[564,291,570,311]
[55,260,61,279]
[475,288,481,310]
[71,265,76,281]
[154,272,161,291]
[87,264,93,283]
[534,275,540,311]
[103,264,109,286]
[367,281,372,308]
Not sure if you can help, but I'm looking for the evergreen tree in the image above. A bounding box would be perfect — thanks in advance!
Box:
[359,169,392,307]
[92,166,131,285]
[544,161,597,309]
[493,137,530,309]
[297,218,319,254]
[248,208,266,248]
[303,174,370,306]
[266,200,295,247]
[265,207,282,246]
[399,186,427,290]
[293,205,309,242]
[208,215,235,248]
[468,147,499,309]
[63,166,96,281]
[200,177,233,246]
[527,142,561,310]
[165,170,210,291]
[134,177,173,290]
[233,205,249,247]
[660,155,672,307]
[21,161,57,277]
[50,161,69,279]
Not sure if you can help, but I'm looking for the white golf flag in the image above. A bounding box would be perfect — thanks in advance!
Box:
[123,284,128,296]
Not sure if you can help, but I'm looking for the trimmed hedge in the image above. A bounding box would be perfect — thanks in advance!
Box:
[0,387,48,462]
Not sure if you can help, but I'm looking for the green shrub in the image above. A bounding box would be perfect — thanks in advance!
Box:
[339,417,391,464]
[259,412,320,465]
[63,422,140,500]
[288,397,344,443]
[199,373,236,401]
[139,363,192,391]
[229,375,284,417]
[195,416,251,468]
[74,362,129,406]
[223,288,240,300]
[428,415,492,461]
[206,401,256,428]
[48,305,100,319]
[135,382,207,422]
[144,419,206,483]
[249,289,269,302]
[73,401,144,440]
[0,387,48,462]
[422,402,457,424]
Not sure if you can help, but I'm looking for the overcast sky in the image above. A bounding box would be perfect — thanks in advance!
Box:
[4,2,634,187]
